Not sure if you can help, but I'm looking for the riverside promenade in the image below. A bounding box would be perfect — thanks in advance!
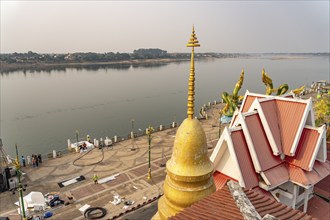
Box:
[0,102,224,220]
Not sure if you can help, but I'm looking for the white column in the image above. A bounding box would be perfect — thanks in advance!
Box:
[292,184,298,209]
[303,187,310,212]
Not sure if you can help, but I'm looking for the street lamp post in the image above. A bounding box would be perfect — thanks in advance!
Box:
[131,119,136,151]
[76,130,79,145]
[146,125,154,180]
[160,144,165,167]
[131,118,135,135]
[14,144,26,220]
[219,112,222,138]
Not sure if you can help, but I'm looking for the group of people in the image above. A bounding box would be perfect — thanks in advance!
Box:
[21,154,42,168]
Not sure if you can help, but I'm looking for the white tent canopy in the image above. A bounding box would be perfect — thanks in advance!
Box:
[15,191,45,209]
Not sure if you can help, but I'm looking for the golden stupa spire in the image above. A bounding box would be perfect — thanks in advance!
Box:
[186,25,200,119]
[152,26,215,220]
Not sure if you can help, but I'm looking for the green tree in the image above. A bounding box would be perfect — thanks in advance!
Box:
[314,96,330,142]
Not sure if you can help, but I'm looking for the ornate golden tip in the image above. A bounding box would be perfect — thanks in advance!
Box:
[187,25,200,48]
[186,26,200,119]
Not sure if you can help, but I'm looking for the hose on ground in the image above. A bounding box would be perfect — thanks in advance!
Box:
[84,207,107,219]
[73,147,105,166]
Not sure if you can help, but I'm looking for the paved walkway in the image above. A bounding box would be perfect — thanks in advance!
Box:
[0,102,224,220]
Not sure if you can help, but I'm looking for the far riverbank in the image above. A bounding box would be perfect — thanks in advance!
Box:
[3,52,327,73]
[0,58,193,73]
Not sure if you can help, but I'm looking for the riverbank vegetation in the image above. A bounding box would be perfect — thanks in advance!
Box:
[0,49,328,73]
[0,49,222,73]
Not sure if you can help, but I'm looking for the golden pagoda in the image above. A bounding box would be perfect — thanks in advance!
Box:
[153,26,216,219]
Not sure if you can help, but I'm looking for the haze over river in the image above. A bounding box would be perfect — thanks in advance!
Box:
[1,55,329,158]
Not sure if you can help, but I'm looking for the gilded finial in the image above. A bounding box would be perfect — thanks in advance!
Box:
[187,25,200,48]
[152,26,215,220]
[186,26,200,119]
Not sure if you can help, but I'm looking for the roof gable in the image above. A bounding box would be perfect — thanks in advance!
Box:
[211,127,259,189]
[257,99,283,154]
[286,126,325,171]
[243,112,282,171]
[231,129,260,189]
[251,96,312,156]
[275,99,309,155]
[240,90,268,113]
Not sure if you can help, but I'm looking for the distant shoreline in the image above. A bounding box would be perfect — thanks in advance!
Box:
[0,58,192,73]
[1,53,328,73]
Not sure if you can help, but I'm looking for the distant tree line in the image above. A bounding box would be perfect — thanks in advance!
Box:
[0,49,226,65]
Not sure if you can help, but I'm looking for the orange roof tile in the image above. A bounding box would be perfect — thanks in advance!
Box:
[231,130,259,189]
[244,113,282,171]
[262,163,289,187]
[170,185,244,220]
[213,171,236,190]
[286,127,321,171]
[275,99,307,155]
[241,94,262,112]
[289,161,330,186]
[245,189,316,219]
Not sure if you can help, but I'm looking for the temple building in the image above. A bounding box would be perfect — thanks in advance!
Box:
[210,90,329,212]
[153,27,216,219]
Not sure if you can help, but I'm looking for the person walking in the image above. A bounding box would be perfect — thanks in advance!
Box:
[21,156,26,167]
[93,174,99,184]
[35,154,39,167]
[32,155,36,168]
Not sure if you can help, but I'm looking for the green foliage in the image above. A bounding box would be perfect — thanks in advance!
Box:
[132,48,168,59]
[314,96,330,127]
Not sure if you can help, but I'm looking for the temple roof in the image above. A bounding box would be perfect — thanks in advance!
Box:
[211,92,327,189]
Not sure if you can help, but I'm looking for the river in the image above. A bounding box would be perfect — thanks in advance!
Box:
[1,55,329,158]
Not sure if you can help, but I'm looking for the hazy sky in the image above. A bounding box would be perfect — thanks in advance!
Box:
[1,1,329,53]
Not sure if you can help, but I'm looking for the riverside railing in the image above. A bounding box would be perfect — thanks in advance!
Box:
[21,99,221,163]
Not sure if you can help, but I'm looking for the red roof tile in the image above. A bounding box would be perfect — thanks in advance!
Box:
[262,163,289,187]
[314,174,330,199]
[275,99,307,155]
[213,171,236,190]
[299,195,329,220]
[170,185,244,220]
[231,130,259,189]
[258,99,283,153]
[286,127,320,171]
[289,161,330,186]
[244,113,282,171]
[172,181,317,220]
[252,186,273,199]
[245,189,315,219]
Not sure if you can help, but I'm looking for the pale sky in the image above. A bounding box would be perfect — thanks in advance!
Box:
[0,1,329,53]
